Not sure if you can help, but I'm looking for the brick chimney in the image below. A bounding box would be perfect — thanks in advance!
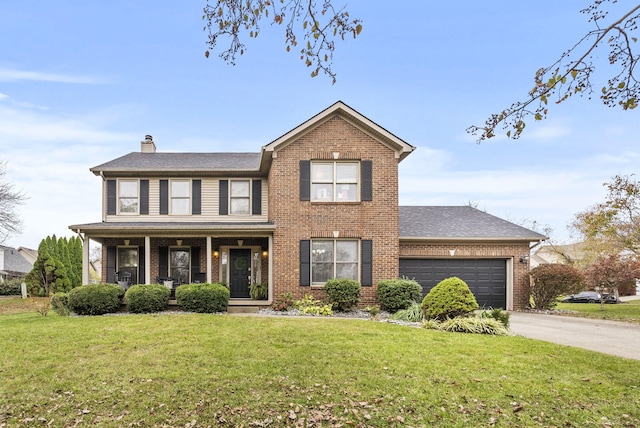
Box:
[141,135,156,153]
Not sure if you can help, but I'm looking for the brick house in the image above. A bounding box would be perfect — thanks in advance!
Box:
[69,101,545,310]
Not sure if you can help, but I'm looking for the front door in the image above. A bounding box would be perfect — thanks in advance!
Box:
[229,249,251,298]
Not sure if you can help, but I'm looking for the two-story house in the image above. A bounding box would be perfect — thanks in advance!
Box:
[70,101,545,310]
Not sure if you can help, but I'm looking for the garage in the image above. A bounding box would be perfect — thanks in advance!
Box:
[399,258,507,309]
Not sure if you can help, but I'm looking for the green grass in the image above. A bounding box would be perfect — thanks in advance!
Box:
[556,298,640,323]
[1,308,639,427]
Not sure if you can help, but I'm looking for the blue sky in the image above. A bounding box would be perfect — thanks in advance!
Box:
[1,1,638,250]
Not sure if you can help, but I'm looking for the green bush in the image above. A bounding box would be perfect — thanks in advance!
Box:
[421,277,479,320]
[480,307,510,328]
[125,284,171,313]
[294,294,333,316]
[249,282,268,300]
[0,277,23,295]
[324,278,361,311]
[51,292,71,316]
[271,292,294,311]
[175,283,230,313]
[390,301,423,322]
[376,278,422,312]
[68,284,124,316]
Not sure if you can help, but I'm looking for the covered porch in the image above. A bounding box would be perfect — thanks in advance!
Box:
[69,222,275,306]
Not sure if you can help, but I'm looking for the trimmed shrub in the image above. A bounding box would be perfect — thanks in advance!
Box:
[125,284,171,313]
[176,283,230,313]
[421,277,479,320]
[324,278,361,311]
[68,284,124,316]
[0,277,23,295]
[376,278,422,312]
[390,301,423,322]
[51,292,71,316]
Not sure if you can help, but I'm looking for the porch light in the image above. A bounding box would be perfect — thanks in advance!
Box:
[519,255,530,264]
[262,250,268,258]
[213,250,219,257]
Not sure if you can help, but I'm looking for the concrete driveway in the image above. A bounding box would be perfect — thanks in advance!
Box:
[509,310,640,360]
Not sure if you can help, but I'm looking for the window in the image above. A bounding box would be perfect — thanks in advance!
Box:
[118,180,138,214]
[311,240,358,284]
[170,248,190,285]
[311,162,358,202]
[230,180,250,214]
[171,180,190,215]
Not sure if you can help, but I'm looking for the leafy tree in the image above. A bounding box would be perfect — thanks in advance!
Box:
[25,235,82,296]
[526,264,584,309]
[0,161,27,243]
[573,174,640,259]
[468,1,640,141]
[202,0,362,83]
[583,254,640,309]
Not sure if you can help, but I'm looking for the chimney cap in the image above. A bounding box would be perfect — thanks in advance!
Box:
[145,134,153,141]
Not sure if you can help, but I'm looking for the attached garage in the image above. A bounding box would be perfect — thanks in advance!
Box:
[399,258,507,309]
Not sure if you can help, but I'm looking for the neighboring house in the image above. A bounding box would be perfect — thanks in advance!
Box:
[531,242,586,268]
[17,246,38,265]
[69,101,545,310]
[0,244,34,282]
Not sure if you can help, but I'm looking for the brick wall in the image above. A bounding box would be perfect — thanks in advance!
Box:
[400,241,532,310]
[268,116,400,305]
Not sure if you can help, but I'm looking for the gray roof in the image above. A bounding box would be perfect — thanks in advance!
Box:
[0,245,33,274]
[91,152,262,175]
[400,206,547,241]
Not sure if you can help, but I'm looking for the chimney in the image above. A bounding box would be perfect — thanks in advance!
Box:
[141,135,156,153]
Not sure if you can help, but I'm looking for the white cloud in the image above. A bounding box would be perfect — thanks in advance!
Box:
[0,67,102,84]
[0,93,8,100]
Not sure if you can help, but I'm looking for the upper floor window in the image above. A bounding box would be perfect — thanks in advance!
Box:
[171,180,190,215]
[118,180,139,214]
[311,162,358,202]
[230,180,250,214]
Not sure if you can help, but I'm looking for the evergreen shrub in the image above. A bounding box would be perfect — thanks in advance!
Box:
[68,283,124,316]
[324,278,361,311]
[421,276,479,320]
[376,278,422,312]
[125,284,171,313]
[176,283,230,313]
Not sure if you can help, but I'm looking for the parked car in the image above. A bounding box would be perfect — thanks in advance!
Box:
[562,291,617,304]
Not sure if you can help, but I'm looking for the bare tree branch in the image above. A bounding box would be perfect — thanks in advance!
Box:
[0,161,27,243]
[202,0,362,84]
[468,1,640,142]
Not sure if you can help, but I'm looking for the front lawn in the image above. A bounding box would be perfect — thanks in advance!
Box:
[556,298,640,323]
[1,310,639,427]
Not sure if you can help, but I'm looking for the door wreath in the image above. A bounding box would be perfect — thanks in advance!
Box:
[234,256,247,272]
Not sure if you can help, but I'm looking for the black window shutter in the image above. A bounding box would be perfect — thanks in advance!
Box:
[140,180,149,215]
[190,246,201,283]
[107,180,116,215]
[300,160,310,201]
[300,240,311,286]
[106,246,116,283]
[192,180,201,215]
[252,179,262,215]
[158,246,169,278]
[138,246,145,284]
[219,180,229,215]
[159,180,168,215]
[361,160,372,201]
[361,240,373,286]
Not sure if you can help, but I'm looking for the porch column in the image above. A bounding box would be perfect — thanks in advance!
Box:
[206,236,212,283]
[145,236,151,284]
[82,234,90,285]
[268,234,273,303]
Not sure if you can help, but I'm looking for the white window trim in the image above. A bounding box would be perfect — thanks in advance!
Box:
[118,179,139,215]
[311,161,360,203]
[170,179,191,215]
[229,179,252,215]
[310,239,360,286]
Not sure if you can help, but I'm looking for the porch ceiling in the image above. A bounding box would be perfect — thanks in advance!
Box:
[69,221,275,239]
